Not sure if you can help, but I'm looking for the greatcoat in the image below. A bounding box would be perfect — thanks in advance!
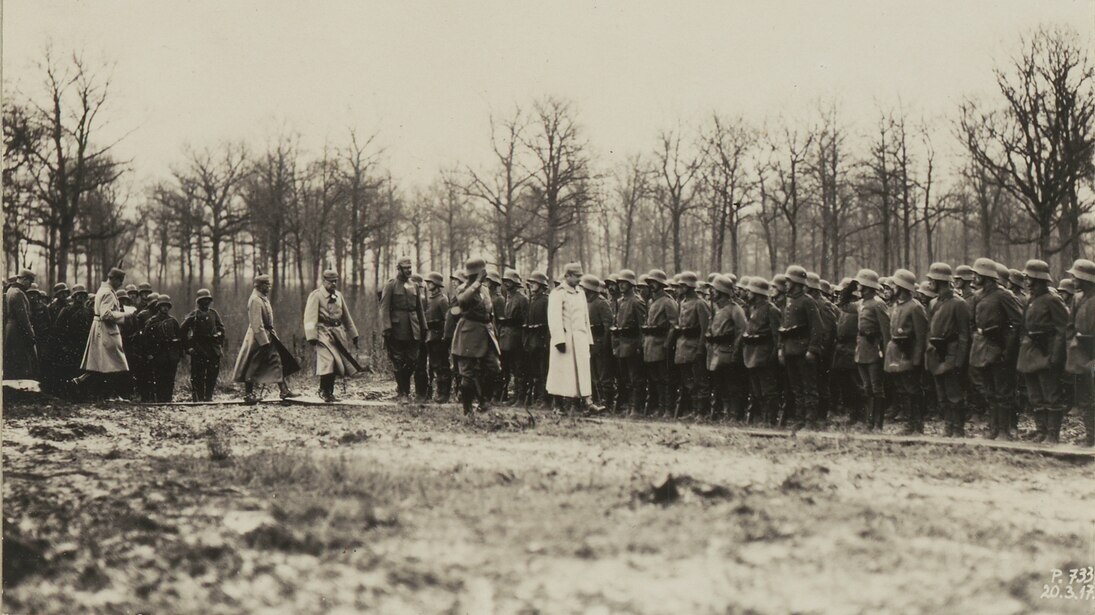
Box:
[546,283,593,398]
[81,283,129,374]
[304,287,362,377]
[3,285,37,379]
[232,289,301,383]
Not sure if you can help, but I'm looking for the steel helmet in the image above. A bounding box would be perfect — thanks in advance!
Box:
[805,272,822,291]
[579,274,602,293]
[678,271,699,289]
[785,265,808,286]
[855,269,881,290]
[1067,259,1095,283]
[891,269,918,292]
[972,258,998,279]
[747,277,773,297]
[954,265,975,281]
[1023,259,1052,282]
[926,262,953,282]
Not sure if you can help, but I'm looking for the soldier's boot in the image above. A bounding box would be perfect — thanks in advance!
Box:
[479,380,494,413]
[998,405,1015,441]
[243,382,258,405]
[278,381,295,400]
[765,397,780,426]
[693,391,710,422]
[1083,406,1095,447]
[985,403,1000,439]
[872,396,885,431]
[1032,410,1047,443]
[1046,409,1062,444]
[942,401,955,437]
[912,395,925,433]
[460,386,475,416]
[656,383,672,419]
[628,384,645,418]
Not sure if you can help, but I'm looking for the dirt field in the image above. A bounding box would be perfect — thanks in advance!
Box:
[4,380,1095,614]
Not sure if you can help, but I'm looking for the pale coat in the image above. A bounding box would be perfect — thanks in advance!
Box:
[304,287,362,377]
[232,289,300,383]
[81,283,130,373]
[546,283,593,398]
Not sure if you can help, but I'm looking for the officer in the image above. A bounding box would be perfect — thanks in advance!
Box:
[445,269,467,392]
[81,268,133,400]
[705,274,747,421]
[497,269,529,405]
[522,271,551,406]
[855,269,890,430]
[379,257,427,401]
[742,277,782,425]
[423,272,452,403]
[610,269,646,416]
[640,269,679,418]
[581,274,615,410]
[231,274,300,403]
[3,270,38,380]
[451,257,502,415]
[179,289,226,402]
[778,265,824,429]
[884,269,929,434]
[968,258,1023,440]
[1065,259,1095,447]
[305,271,362,403]
[142,295,184,402]
[1017,260,1068,443]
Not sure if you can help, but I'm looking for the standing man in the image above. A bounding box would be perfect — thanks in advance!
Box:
[807,272,839,422]
[423,272,452,403]
[522,271,551,407]
[1065,259,1095,447]
[610,269,646,416]
[48,283,70,324]
[831,278,862,423]
[582,274,615,410]
[180,289,226,402]
[136,283,154,312]
[451,257,502,415]
[304,270,361,403]
[231,274,300,404]
[640,269,679,418]
[142,295,184,402]
[410,273,431,401]
[497,269,528,405]
[379,257,427,401]
[924,263,971,437]
[55,284,92,388]
[884,269,929,434]
[968,258,1023,440]
[1016,260,1068,443]
[547,263,599,414]
[3,269,38,380]
[706,274,747,421]
[673,272,711,419]
[80,267,132,399]
[778,265,824,429]
[742,278,782,425]
[855,269,891,430]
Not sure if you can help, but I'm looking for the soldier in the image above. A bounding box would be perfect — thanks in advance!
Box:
[640,269,679,418]
[80,268,132,399]
[136,282,154,312]
[954,266,976,302]
[807,272,839,421]
[180,289,226,402]
[523,271,551,406]
[1017,260,1069,443]
[132,293,161,401]
[855,269,891,430]
[742,278,782,425]
[55,284,93,388]
[27,284,51,367]
[968,258,1023,440]
[497,269,528,405]
[880,277,896,307]
[778,265,824,429]
[3,269,38,380]
[1065,259,1095,447]
[924,264,971,437]
[706,274,747,421]
[304,270,362,403]
[48,283,70,324]
[608,269,644,416]
[451,257,502,415]
[379,257,427,401]
[1007,268,1029,309]
[231,274,300,403]
[423,272,452,403]
[605,273,620,313]
[672,272,711,419]
[1058,278,1077,312]
[581,274,615,410]
[445,270,467,393]
[883,270,929,433]
[410,273,431,401]
[637,274,652,303]
[771,274,788,311]
[830,278,862,422]
[142,295,184,402]
[125,284,140,308]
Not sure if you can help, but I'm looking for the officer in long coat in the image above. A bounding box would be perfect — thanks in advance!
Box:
[232,274,300,403]
[610,269,646,416]
[547,263,598,413]
[706,274,747,421]
[968,258,1023,440]
[379,257,427,401]
[423,272,452,402]
[522,271,551,406]
[778,265,824,429]
[884,269,929,433]
[924,263,971,437]
[451,257,502,415]
[304,270,362,402]
[497,269,528,405]
[180,288,226,402]
[582,274,614,410]
[855,269,891,430]
[1017,260,1069,443]
[80,268,132,399]
[673,272,712,419]
[1065,259,1095,447]
[640,269,679,418]
[3,269,38,380]
[742,278,782,425]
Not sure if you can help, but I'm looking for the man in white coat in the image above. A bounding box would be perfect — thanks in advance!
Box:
[304,270,362,402]
[80,267,131,399]
[547,262,603,414]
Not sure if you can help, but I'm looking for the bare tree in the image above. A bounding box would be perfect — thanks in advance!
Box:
[764,122,815,264]
[609,154,652,269]
[701,113,754,273]
[653,125,703,271]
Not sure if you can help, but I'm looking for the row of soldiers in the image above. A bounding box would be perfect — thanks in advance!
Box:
[380,256,1095,447]
[2,270,225,402]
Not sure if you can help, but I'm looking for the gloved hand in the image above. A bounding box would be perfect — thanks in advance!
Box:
[555,342,566,353]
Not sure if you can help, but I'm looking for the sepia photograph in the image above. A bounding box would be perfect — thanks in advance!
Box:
[2,1,1095,613]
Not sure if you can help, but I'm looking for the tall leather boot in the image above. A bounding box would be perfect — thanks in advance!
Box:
[765,397,780,426]
[986,402,1000,439]
[942,400,955,437]
[872,396,885,431]
[954,401,967,437]
[1083,405,1095,447]
[1046,409,1062,444]
[1032,410,1047,443]
[998,404,1015,441]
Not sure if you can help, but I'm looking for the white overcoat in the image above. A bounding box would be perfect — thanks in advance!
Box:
[546,284,593,398]
[303,287,362,377]
[81,283,130,373]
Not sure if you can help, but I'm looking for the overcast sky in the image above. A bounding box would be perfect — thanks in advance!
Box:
[5,1,1093,190]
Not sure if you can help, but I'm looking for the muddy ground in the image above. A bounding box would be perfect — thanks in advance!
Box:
[3,379,1095,614]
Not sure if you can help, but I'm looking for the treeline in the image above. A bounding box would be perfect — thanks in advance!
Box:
[4,26,1094,298]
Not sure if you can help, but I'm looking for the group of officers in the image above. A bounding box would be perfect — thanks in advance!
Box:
[379,255,1095,447]
[6,254,1095,448]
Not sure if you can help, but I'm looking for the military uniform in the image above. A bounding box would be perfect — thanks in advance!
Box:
[641,285,679,417]
[1017,285,1068,442]
[451,274,502,414]
[856,293,890,428]
[523,287,550,405]
[611,287,647,414]
[304,279,362,401]
[779,285,823,427]
[831,299,862,421]
[813,291,839,420]
[969,283,1023,438]
[706,293,747,420]
[1066,281,1095,446]
[424,285,452,402]
[55,295,94,384]
[674,286,712,418]
[743,292,782,425]
[143,307,184,402]
[180,301,226,402]
[379,273,427,398]
[884,294,929,432]
[926,287,971,436]
[587,291,615,408]
[3,281,38,379]
[497,287,529,404]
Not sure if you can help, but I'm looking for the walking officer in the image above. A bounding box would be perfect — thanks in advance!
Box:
[180,288,226,402]
[231,274,300,403]
[304,270,362,402]
[1017,260,1069,443]
[379,257,427,401]
[924,263,971,437]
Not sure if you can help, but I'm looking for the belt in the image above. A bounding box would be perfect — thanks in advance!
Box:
[320,318,342,327]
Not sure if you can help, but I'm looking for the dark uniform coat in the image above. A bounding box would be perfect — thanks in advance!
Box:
[588,295,614,353]
[855,297,890,365]
[497,291,528,352]
[451,283,500,358]
[925,290,971,376]
[425,291,450,344]
[742,299,781,369]
[180,307,226,359]
[706,298,746,370]
[674,295,711,364]
[884,297,928,373]
[1066,291,1095,374]
[641,291,679,363]
[832,302,859,371]
[379,277,426,341]
[611,293,646,359]
[523,292,549,352]
[3,286,37,378]
[969,286,1023,369]
[779,290,823,358]
[1016,289,1068,374]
